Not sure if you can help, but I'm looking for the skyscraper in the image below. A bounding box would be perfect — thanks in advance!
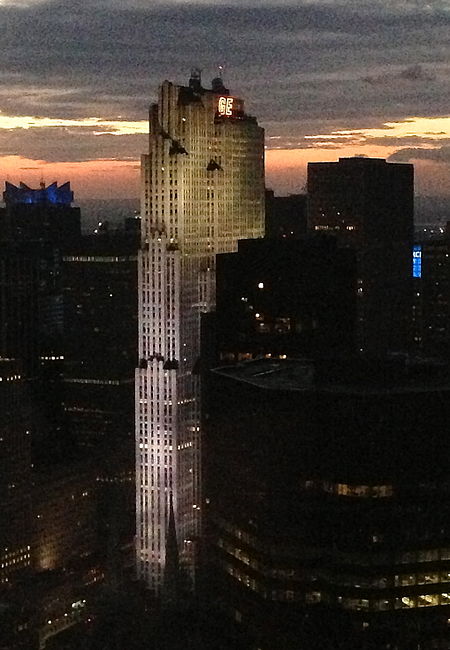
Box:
[307,157,414,355]
[136,70,265,592]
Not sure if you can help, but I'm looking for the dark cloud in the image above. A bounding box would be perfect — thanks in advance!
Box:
[364,63,437,85]
[0,126,147,162]
[0,0,449,164]
[399,63,437,82]
[364,135,450,147]
[389,146,450,163]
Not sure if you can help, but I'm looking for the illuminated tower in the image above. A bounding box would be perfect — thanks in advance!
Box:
[136,70,265,592]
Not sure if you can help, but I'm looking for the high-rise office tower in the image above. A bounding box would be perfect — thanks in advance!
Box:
[308,157,414,355]
[0,180,82,463]
[136,70,265,592]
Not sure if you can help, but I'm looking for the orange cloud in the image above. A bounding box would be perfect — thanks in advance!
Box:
[0,155,139,198]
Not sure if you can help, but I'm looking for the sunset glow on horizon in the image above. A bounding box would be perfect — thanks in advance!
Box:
[1,112,449,198]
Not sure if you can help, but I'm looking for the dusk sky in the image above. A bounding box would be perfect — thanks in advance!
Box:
[1,0,449,198]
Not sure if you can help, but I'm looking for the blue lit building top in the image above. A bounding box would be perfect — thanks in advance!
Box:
[3,181,74,206]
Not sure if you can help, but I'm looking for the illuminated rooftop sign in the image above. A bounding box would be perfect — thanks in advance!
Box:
[218,96,234,117]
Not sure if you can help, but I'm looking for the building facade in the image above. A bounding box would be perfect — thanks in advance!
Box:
[203,357,450,649]
[136,71,265,592]
[62,228,138,449]
[0,359,32,586]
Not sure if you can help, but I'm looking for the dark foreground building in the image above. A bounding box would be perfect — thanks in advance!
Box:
[203,357,450,649]
[206,235,356,365]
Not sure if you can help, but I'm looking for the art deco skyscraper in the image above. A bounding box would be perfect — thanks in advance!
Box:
[136,71,265,592]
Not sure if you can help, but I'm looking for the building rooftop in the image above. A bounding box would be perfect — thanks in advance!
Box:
[212,356,450,395]
[3,181,74,206]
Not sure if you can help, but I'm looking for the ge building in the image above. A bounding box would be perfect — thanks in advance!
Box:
[136,71,265,593]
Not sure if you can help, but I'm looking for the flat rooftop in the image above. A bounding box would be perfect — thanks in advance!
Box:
[212,357,450,395]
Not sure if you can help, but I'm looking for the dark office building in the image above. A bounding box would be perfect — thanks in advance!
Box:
[62,227,139,450]
[0,245,40,377]
[0,359,32,586]
[412,239,450,358]
[0,181,81,462]
[0,186,134,649]
[307,157,413,246]
[61,226,139,596]
[307,157,414,355]
[203,357,450,650]
[0,181,80,247]
[265,190,307,239]
[206,235,356,366]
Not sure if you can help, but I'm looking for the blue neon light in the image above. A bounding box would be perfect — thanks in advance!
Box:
[412,245,422,278]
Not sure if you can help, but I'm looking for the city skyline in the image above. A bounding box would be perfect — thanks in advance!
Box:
[0,0,449,198]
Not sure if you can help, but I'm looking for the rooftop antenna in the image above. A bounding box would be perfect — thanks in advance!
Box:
[212,64,229,94]
[189,67,202,91]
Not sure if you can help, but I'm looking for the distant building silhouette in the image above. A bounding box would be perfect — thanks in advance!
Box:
[265,190,307,239]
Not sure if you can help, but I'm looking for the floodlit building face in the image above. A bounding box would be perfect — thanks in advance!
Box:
[136,71,265,592]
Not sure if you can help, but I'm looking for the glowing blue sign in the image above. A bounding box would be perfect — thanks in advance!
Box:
[412,245,422,278]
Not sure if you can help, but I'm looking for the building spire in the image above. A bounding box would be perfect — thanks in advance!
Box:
[162,492,180,607]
